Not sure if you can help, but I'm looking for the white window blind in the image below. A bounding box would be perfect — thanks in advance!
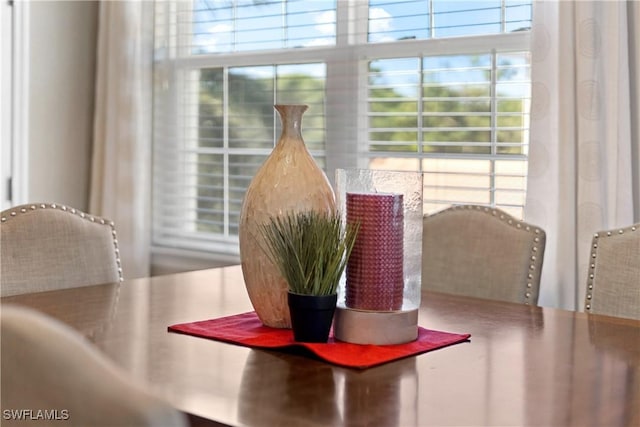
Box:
[152,0,532,257]
[367,51,530,214]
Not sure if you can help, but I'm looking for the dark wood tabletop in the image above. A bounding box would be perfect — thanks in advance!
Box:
[2,265,639,427]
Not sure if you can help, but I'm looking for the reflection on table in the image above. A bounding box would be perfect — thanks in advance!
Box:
[2,265,639,427]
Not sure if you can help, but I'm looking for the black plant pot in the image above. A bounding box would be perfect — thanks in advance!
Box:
[287,292,338,343]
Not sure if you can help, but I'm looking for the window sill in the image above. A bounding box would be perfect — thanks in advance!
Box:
[151,246,240,277]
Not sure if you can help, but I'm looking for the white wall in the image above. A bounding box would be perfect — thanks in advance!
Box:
[27,1,98,211]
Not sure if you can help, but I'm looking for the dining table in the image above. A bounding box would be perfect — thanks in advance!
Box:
[2,264,639,427]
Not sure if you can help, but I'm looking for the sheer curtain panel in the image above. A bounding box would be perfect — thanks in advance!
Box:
[91,1,154,279]
[526,0,640,310]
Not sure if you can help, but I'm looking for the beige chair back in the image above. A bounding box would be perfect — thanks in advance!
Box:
[1,304,187,427]
[585,223,640,320]
[422,205,546,305]
[1,203,122,297]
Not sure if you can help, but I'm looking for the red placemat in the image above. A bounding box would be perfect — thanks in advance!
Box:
[168,311,470,369]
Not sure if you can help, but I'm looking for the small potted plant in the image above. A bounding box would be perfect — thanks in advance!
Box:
[260,210,359,342]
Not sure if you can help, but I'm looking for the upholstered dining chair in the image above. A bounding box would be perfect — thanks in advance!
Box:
[584,223,640,320]
[0,203,122,297]
[422,204,546,305]
[1,304,187,427]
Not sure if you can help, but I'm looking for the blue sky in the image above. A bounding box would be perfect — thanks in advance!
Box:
[191,0,532,53]
[189,0,531,91]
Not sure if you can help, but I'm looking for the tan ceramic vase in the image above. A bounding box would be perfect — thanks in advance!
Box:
[239,104,336,328]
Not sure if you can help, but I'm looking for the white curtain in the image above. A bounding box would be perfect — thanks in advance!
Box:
[526,0,640,310]
[90,1,154,279]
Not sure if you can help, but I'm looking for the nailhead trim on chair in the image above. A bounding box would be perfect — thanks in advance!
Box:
[432,204,544,305]
[1,203,124,283]
[585,224,638,311]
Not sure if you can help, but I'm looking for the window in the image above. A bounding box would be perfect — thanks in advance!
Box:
[1,0,29,210]
[153,0,532,257]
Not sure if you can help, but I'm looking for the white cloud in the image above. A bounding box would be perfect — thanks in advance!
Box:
[194,23,233,52]
[315,10,336,35]
[369,7,393,41]
[305,38,334,47]
[209,23,233,34]
[369,7,392,32]
[302,10,336,47]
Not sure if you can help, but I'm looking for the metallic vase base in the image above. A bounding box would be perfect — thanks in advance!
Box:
[333,307,419,345]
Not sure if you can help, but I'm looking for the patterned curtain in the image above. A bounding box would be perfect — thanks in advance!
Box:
[526,0,640,310]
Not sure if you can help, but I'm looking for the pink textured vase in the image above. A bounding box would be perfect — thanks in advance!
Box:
[239,105,336,328]
[345,192,404,311]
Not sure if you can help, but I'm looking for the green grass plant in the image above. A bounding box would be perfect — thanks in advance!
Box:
[260,211,359,296]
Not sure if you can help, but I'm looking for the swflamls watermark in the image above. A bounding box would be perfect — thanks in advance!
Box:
[2,409,70,421]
